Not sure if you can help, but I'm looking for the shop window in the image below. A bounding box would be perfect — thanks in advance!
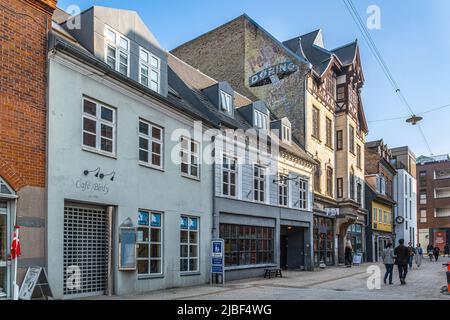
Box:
[137,210,163,275]
[139,120,163,169]
[82,98,116,155]
[180,216,199,272]
[180,137,200,179]
[220,224,274,267]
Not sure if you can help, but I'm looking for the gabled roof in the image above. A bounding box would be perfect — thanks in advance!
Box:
[168,53,316,164]
[331,40,358,66]
[283,30,358,78]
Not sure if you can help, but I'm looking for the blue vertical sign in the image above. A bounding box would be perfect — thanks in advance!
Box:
[211,239,224,275]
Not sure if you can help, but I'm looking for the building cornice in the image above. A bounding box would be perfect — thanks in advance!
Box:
[22,0,57,15]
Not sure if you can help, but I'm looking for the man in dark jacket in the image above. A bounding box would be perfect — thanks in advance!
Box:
[445,243,450,257]
[394,239,410,285]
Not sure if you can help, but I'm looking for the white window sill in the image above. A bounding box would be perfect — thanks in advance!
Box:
[139,162,164,172]
[138,274,165,280]
[82,146,117,160]
[181,173,201,182]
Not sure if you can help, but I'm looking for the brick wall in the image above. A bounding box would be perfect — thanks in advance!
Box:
[0,0,55,190]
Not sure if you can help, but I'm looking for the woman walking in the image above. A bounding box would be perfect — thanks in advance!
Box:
[415,243,423,268]
[345,241,353,268]
[382,242,395,285]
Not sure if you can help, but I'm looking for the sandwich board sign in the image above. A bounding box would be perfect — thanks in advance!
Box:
[211,239,225,285]
[19,266,53,300]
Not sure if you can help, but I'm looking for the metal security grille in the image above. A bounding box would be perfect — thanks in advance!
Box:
[63,206,108,298]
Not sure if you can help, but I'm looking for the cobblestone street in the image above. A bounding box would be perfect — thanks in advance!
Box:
[99,257,450,300]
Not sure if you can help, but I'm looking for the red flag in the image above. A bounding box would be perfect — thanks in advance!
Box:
[10,230,21,260]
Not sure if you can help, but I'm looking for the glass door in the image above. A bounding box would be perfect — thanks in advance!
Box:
[0,201,7,298]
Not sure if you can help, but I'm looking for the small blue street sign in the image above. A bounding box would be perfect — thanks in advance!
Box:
[212,258,223,265]
[212,265,223,273]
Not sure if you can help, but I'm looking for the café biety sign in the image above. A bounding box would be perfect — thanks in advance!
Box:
[249,61,299,87]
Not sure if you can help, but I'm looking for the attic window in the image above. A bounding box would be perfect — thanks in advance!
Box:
[139,47,160,93]
[105,26,130,76]
[220,91,232,113]
[254,110,268,130]
[282,125,291,142]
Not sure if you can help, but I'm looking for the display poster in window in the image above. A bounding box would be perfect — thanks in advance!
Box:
[119,220,137,271]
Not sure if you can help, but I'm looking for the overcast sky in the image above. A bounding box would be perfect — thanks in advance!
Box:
[57,0,450,157]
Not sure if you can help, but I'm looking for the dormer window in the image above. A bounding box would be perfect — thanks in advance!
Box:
[105,26,130,76]
[220,91,232,113]
[254,110,268,129]
[139,47,160,93]
[282,125,291,142]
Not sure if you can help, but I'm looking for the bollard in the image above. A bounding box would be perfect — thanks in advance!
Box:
[447,261,450,293]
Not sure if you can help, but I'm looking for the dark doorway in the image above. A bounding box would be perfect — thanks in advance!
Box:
[280,235,288,269]
[280,226,305,270]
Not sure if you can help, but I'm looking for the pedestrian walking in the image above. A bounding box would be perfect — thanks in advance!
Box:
[345,241,353,268]
[407,242,415,269]
[433,246,440,262]
[382,242,395,285]
[394,239,410,285]
[415,243,423,268]
[445,243,450,258]
[427,244,434,262]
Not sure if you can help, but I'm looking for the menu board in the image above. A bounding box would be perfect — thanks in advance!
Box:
[119,228,136,271]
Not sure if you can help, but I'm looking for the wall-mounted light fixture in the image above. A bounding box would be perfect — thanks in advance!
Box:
[273,176,299,186]
[83,168,100,177]
[101,171,116,181]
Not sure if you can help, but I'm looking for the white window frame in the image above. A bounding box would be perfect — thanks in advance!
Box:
[136,210,163,276]
[278,174,289,207]
[220,91,232,113]
[180,136,200,179]
[82,97,116,156]
[282,125,291,142]
[138,119,163,170]
[104,25,130,76]
[180,215,199,273]
[139,47,160,93]
[222,154,237,198]
[253,110,268,129]
[253,164,266,203]
[299,179,308,210]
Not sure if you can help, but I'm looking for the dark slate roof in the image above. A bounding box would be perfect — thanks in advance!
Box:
[49,31,219,129]
[168,54,316,165]
[283,29,358,77]
[332,41,358,66]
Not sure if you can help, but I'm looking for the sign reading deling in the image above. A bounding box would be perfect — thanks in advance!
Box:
[249,61,299,87]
